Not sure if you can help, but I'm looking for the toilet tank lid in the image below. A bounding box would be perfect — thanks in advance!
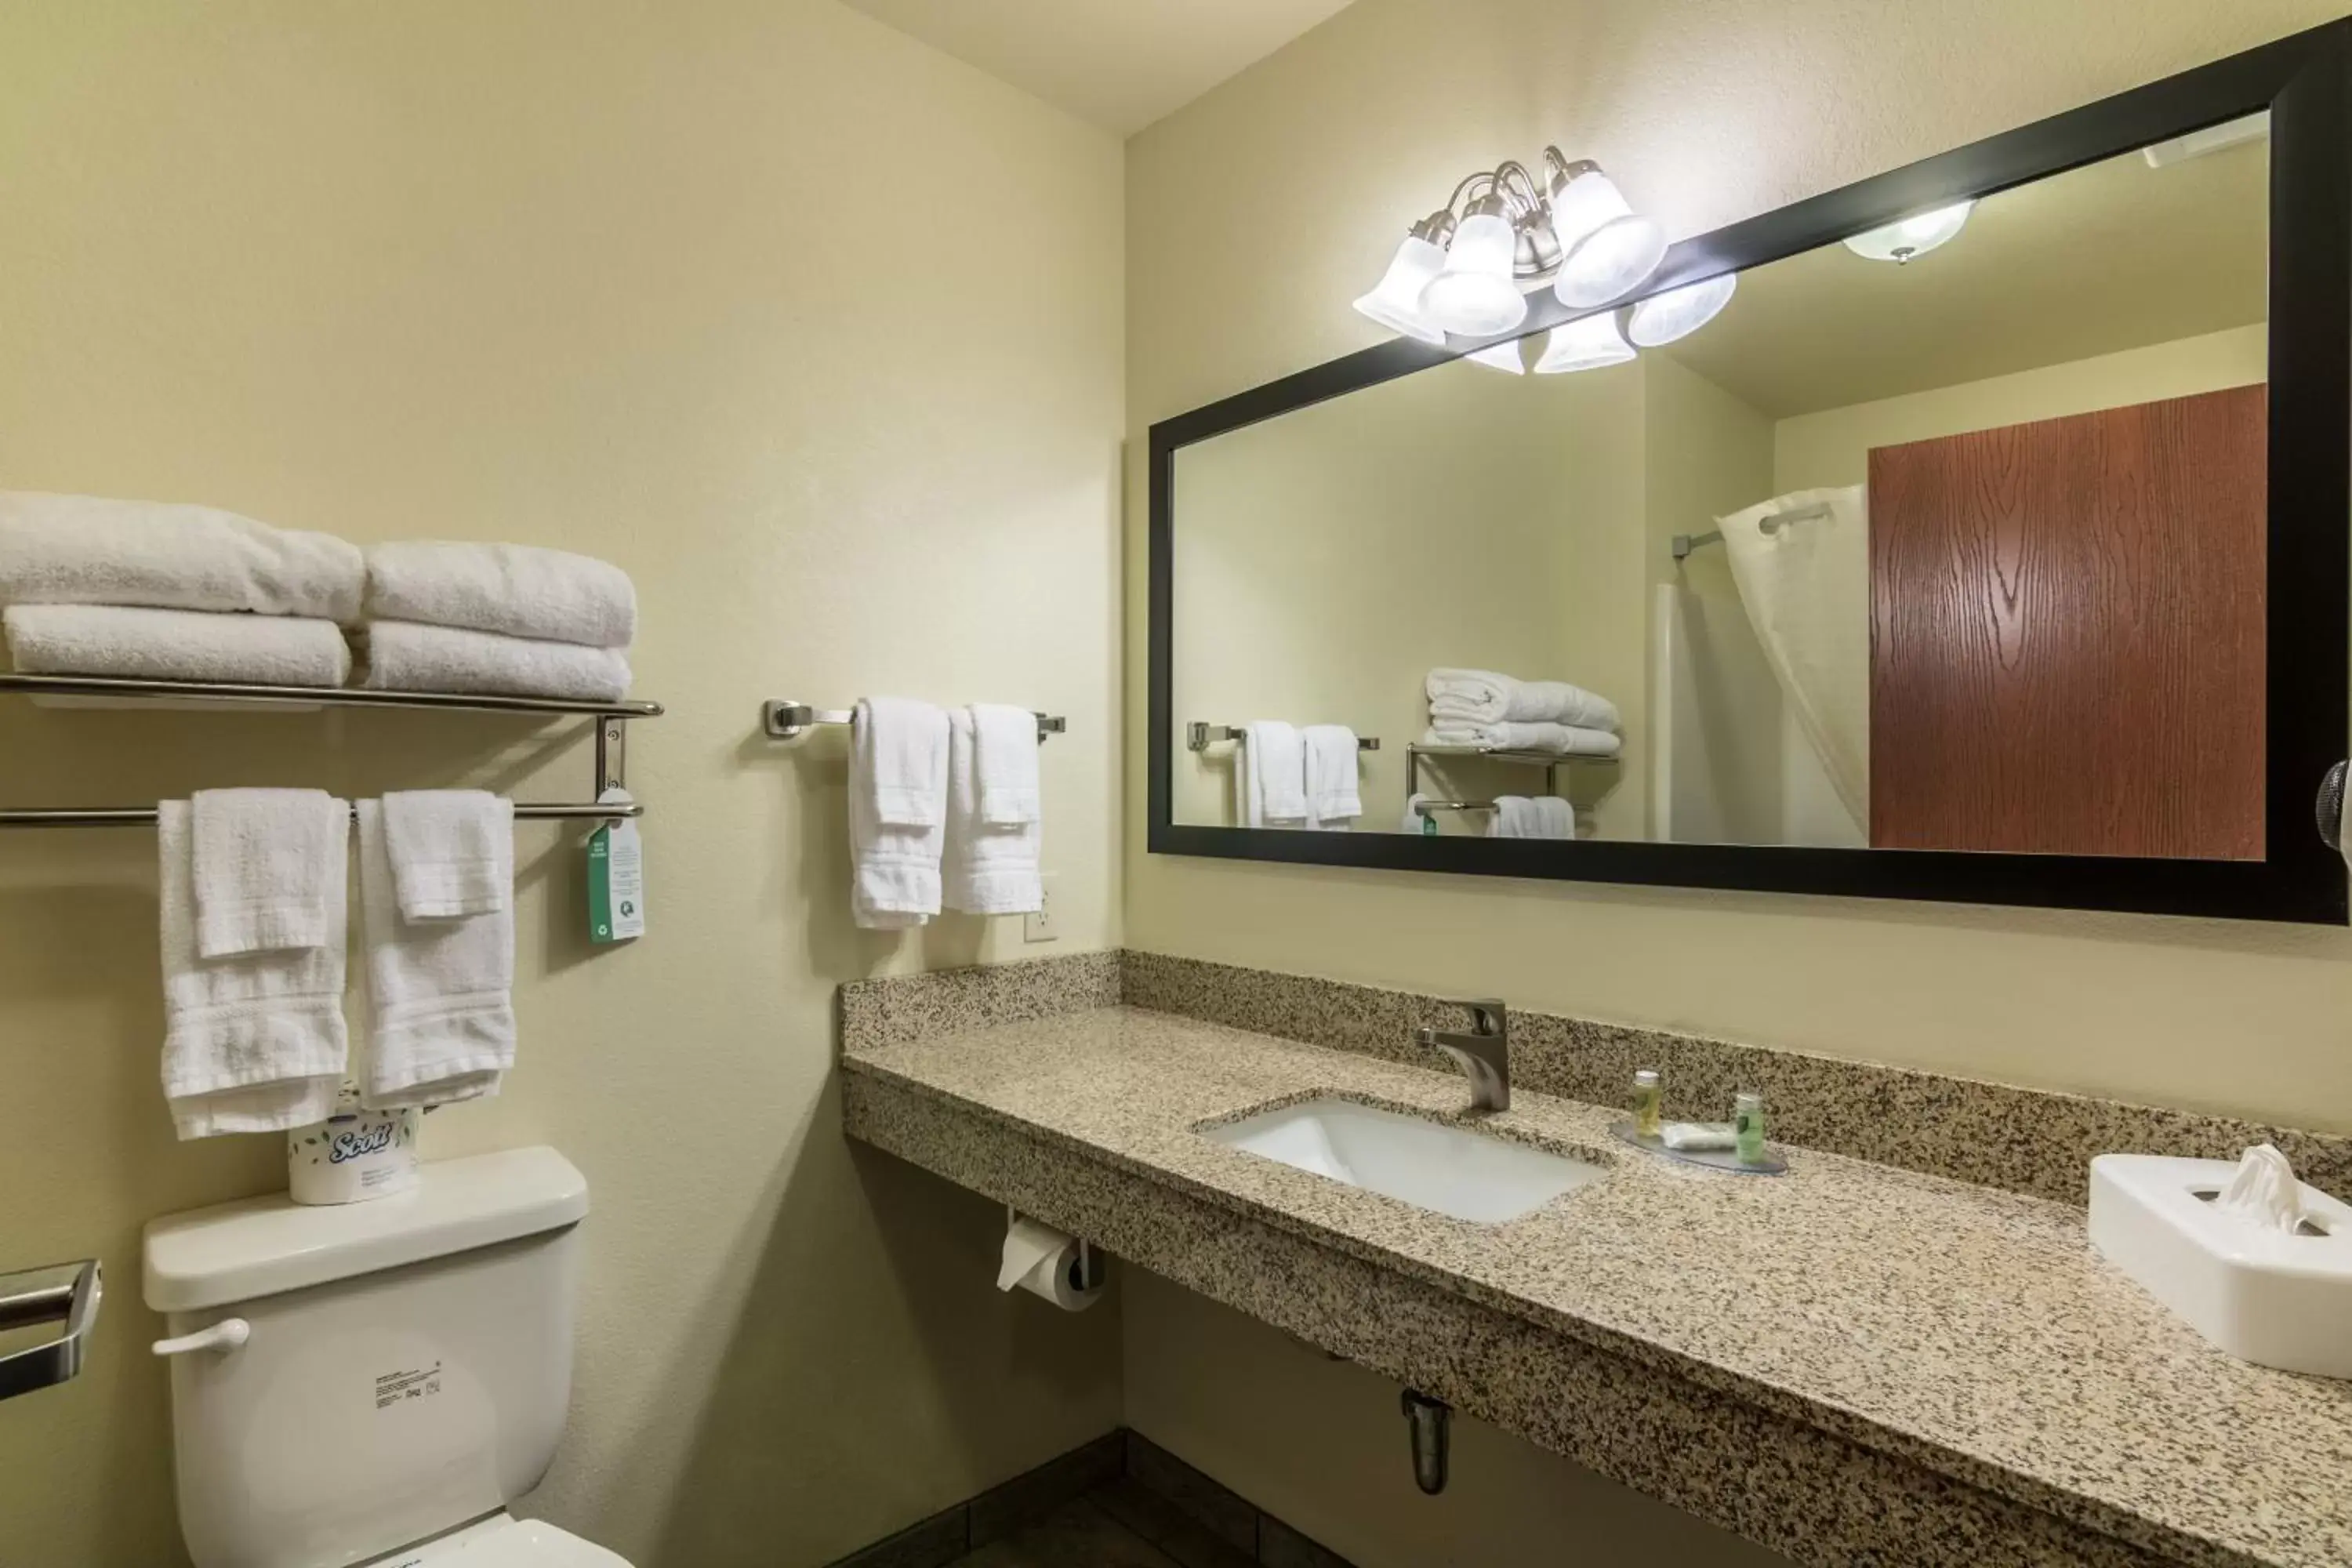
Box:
[143,1146,589,1312]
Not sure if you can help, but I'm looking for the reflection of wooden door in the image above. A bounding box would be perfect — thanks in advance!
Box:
[1868,384,2266,858]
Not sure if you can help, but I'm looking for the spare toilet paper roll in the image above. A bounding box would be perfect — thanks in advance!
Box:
[289,1082,419,1205]
[998,1215,1104,1312]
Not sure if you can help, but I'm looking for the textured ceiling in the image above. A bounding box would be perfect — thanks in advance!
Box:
[837,0,1359,134]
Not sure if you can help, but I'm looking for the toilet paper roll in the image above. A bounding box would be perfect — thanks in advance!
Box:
[289,1083,419,1206]
[997,1215,1104,1312]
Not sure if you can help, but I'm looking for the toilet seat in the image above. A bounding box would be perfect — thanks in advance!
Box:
[372,1514,633,1566]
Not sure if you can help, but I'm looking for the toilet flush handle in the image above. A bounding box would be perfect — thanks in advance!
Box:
[152,1319,249,1358]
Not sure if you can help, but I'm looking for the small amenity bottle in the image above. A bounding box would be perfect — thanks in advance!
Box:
[1733,1090,1767,1165]
[1632,1069,1663,1139]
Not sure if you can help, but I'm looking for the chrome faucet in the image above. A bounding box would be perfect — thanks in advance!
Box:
[1417,1000,1509,1112]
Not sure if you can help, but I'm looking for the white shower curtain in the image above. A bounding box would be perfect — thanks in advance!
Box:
[1714,485,1871,833]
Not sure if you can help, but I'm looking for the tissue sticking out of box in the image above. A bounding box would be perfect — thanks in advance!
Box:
[2216,1143,2307,1234]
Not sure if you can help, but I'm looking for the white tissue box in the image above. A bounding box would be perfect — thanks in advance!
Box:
[2089,1153,2352,1380]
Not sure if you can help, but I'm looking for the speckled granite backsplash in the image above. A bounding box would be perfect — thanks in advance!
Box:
[840,949,2352,1207]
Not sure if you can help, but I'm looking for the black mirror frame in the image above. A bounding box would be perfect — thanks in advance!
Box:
[1147,20,2351,925]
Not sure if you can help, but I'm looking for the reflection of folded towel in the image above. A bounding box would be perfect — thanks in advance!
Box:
[4,604,351,687]
[365,541,636,649]
[359,621,630,702]
[1239,721,1307,828]
[0,492,363,620]
[1424,722,1621,757]
[1426,668,1618,731]
[1301,725,1361,830]
[1487,797,1575,838]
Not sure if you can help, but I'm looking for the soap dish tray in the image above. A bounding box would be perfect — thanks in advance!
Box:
[1610,1121,1787,1175]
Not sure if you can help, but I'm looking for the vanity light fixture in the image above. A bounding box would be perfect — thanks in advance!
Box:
[1531,312,1636,375]
[1466,340,1529,373]
[1842,200,1975,263]
[1352,149,1672,343]
[1624,272,1737,347]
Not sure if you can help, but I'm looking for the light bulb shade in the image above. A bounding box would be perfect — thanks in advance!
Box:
[1466,339,1527,374]
[1419,212,1530,337]
[1352,234,1449,344]
[1624,272,1737,347]
[1842,200,1974,263]
[1547,168,1668,307]
[1532,313,1636,376]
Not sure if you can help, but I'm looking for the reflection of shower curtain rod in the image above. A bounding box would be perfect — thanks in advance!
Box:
[1671,500,1833,562]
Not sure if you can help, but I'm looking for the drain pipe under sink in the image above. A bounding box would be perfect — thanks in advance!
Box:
[1400,1389,1451,1494]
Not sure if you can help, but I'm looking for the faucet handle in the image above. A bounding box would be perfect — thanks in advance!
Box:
[1447,999,1507,1036]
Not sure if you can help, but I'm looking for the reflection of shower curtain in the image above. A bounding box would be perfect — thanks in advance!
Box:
[1714,485,1870,831]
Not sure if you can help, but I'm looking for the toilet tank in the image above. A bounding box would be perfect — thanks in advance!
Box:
[142,1147,590,1568]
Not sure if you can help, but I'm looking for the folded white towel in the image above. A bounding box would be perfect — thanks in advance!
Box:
[191,789,347,959]
[355,800,516,1109]
[1426,668,1619,731]
[851,697,949,929]
[971,703,1040,826]
[360,620,631,702]
[1488,796,1576,838]
[944,709,1043,914]
[1301,724,1362,830]
[158,801,348,1138]
[365,541,637,650]
[1239,720,1308,828]
[0,492,363,621]
[1424,721,1623,757]
[382,790,513,921]
[1661,1121,1737,1152]
[4,604,351,687]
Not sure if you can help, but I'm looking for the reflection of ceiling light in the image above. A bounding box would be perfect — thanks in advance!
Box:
[1548,162,1668,307]
[1419,202,1531,336]
[1842,201,1975,263]
[2143,111,2268,168]
[1352,230,1450,344]
[1532,313,1635,375]
[1625,273,1737,346]
[1466,340,1527,374]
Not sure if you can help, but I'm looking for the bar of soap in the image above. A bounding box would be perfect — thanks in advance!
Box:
[1661,1121,1737,1151]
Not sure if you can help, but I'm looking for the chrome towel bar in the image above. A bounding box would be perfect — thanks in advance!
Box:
[1186,723,1381,752]
[762,699,1065,743]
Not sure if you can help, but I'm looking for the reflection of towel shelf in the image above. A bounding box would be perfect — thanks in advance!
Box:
[1407,741,1616,802]
[1671,499,1832,562]
[1187,722,1380,753]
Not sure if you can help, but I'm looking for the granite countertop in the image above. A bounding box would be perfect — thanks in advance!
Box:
[844,1005,2352,1568]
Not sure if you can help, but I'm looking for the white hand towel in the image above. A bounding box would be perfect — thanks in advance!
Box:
[191,789,347,958]
[1530,797,1576,839]
[1241,720,1308,828]
[365,541,637,650]
[1403,793,1433,833]
[360,620,632,702]
[1423,721,1623,757]
[1487,797,1574,839]
[1301,725,1362,830]
[0,492,363,621]
[970,703,1041,826]
[944,710,1044,914]
[4,604,352,687]
[158,801,348,1138]
[382,790,513,920]
[851,697,950,928]
[1425,668,1620,731]
[355,800,516,1109]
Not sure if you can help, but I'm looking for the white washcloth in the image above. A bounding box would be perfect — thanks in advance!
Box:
[1424,721,1623,757]
[0,492,363,620]
[1661,1122,1737,1151]
[365,541,637,650]
[360,620,631,702]
[1426,668,1619,731]
[944,710,1043,914]
[382,790,513,921]
[2216,1144,2308,1234]
[191,789,347,958]
[971,703,1041,826]
[1239,720,1308,828]
[355,800,516,1109]
[1403,793,1433,833]
[1302,725,1362,830]
[851,697,950,928]
[4,604,351,687]
[1488,796,1576,838]
[158,800,348,1138]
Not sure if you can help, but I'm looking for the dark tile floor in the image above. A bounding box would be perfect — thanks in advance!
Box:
[953,1496,1182,1567]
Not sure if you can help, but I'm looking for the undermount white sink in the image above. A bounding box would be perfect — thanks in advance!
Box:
[1204,1097,1606,1223]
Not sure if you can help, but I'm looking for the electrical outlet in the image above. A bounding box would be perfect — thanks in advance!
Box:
[1024,876,1058,943]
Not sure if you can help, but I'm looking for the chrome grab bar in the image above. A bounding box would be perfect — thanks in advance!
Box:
[0,1259,102,1402]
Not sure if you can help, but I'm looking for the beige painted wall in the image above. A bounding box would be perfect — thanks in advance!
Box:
[0,4,1124,1564]
[1124,1,2352,1559]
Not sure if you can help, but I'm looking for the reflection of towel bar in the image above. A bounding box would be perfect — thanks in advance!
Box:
[1186,722,1381,753]
[1671,499,1833,563]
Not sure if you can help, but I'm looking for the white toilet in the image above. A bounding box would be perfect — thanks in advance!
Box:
[141,1145,630,1567]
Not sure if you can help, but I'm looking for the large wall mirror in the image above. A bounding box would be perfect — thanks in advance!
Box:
[1148,24,2350,923]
